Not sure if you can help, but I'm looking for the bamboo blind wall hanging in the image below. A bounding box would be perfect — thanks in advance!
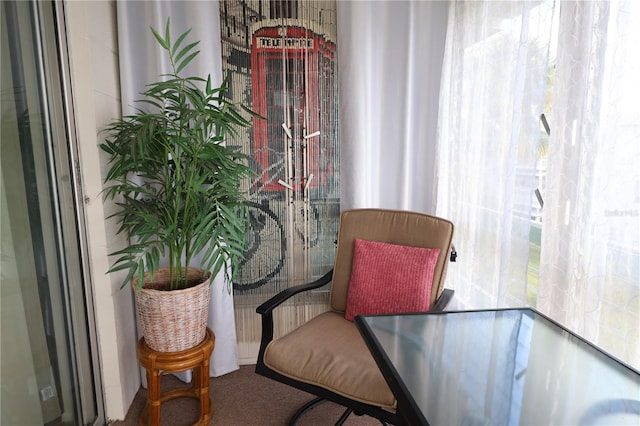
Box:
[219,0,339,350]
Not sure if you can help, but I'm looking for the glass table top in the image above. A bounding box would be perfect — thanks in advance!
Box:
[357,308,640,426]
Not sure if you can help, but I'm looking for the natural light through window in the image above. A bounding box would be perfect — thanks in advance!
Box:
[437,0,639,369]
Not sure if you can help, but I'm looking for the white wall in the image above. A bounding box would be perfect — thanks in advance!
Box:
[64,1,139,421]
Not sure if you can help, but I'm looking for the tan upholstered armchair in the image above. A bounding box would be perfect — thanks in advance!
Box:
[255,209,455,425]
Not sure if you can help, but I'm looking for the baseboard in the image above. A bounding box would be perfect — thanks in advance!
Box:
[238,342,260,365]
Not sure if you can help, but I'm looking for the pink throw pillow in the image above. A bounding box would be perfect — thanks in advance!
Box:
[344,239,440,321]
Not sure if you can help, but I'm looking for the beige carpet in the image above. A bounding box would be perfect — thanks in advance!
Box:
[112,365,383,425]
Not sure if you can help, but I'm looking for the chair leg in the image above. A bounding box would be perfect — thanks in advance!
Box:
[290,397,390,426]
[288,396,327,426]
[335,407,353,426]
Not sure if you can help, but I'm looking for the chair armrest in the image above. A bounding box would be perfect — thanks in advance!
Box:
[256,270,333,360]
[256,269,333,316]
[431,288,454,312]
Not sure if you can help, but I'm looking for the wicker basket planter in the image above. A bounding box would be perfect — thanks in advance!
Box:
[132,268,211,352]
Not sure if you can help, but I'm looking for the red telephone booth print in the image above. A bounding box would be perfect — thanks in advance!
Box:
[251,26,336,194]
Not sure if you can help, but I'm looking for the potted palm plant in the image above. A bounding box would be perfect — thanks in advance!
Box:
[101,19,254,352]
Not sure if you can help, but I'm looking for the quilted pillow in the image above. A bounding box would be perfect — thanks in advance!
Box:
[344,239,440,321]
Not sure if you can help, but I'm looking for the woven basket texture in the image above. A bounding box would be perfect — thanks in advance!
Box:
[132,268,211,352]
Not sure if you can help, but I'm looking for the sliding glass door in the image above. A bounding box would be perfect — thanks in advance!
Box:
[1,1,102,424]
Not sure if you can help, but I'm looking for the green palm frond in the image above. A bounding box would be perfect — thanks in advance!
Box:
[100,18,255,290]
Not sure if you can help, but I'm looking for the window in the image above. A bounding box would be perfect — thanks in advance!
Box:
[437,0,640,369]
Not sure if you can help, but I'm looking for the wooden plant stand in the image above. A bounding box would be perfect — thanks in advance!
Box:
[136,328,215,426]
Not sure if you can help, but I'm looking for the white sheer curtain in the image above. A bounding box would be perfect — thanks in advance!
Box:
[537,0,640,369]
[436,0,640,370]
[435,0,555,309]
[337,0,448,213]
[116,1,239,377]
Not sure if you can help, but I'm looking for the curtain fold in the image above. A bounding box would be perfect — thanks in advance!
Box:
[435,1,555,309]
[116,0,239,377]
[337,0,448,213]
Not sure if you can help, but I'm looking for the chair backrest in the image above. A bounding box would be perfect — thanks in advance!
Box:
[330,208,454,313]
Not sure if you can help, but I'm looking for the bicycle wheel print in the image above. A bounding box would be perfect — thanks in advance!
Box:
[233,201,286,292]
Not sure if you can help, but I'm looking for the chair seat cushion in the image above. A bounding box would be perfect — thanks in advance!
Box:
[263,311,397,411]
